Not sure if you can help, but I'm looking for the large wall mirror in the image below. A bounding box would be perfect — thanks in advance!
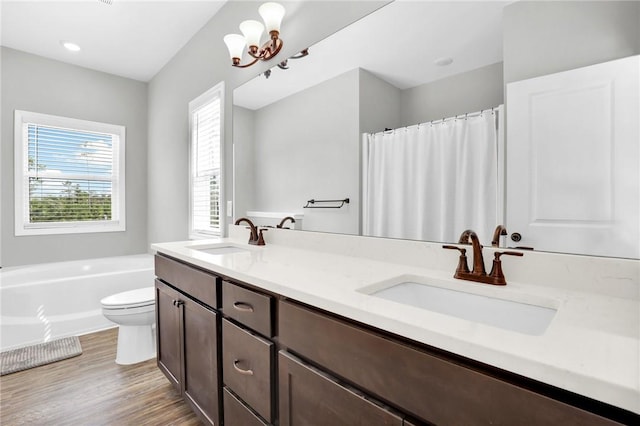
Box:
[232,1,640,259]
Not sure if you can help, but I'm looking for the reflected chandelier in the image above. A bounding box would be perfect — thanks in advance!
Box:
[223,2,286,68]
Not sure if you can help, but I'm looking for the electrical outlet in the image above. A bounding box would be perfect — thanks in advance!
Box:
[226,200,233,217]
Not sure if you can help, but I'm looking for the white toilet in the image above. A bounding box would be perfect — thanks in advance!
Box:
[101,287,156,365]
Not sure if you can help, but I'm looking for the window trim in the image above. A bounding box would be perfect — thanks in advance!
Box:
[188,82,225,239]
[14,110,126,236]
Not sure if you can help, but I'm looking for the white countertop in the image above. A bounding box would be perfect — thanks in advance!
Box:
[151,233,640,415]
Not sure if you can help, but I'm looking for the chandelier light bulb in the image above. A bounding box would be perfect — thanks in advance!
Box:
[239,20,265,51]
[223,34,247,62]
[259,2,285,33]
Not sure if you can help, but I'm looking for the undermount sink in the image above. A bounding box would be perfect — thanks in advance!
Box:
[191,244,250,255]
[362,277,557,335]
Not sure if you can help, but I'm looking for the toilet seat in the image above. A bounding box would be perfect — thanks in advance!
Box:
[101,287,155,310]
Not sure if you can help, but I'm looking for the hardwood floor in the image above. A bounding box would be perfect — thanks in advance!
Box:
[0,328,202,425]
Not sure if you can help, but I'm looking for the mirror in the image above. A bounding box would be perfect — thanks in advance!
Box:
[232,1,639,259]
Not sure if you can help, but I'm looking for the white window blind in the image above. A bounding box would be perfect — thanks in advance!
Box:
[14,110,126,235]
[189,83,224,238]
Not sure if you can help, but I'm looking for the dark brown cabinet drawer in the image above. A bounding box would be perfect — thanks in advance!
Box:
[223,387,269,426]
[278,300,618,426]
[222,281,272,337]
[222,319,274,422]
[155,255,219,309]
[279,350,404,426]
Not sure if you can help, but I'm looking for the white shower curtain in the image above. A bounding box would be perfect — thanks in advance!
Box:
[363,110,498,244]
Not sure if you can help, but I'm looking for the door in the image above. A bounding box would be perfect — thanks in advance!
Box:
[155,279,182,391]
[506,55,639,258]
[183,296,220,426]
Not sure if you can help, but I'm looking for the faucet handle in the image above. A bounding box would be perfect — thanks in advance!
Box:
[488,250,524,285]
[494,250,524,259]
[443,245,470,275]
[257,228,268,246]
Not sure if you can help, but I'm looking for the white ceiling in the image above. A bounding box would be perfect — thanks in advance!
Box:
[0,0,509,93]
[235,0,509,110]
[0,0,226,82]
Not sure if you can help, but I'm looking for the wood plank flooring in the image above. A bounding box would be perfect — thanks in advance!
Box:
[0,328,202,425]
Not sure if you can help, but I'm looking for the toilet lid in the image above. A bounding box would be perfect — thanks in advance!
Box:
[101,287,155,309]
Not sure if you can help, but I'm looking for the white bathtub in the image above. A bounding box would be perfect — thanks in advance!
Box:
[0,254,154,352]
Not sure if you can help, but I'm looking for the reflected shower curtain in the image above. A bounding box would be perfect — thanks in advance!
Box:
[363,111,498,244]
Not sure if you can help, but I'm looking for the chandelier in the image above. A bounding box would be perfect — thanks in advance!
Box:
[223,2,286,68]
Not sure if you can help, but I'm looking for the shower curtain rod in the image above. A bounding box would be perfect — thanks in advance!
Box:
[375,106,500,136]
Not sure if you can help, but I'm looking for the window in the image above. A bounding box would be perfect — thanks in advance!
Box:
[189,82,224,238]
[14,110,125,236]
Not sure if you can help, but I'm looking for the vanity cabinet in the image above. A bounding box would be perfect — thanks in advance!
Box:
[155,280,182,389]
[278,300,620,426]
[222,319,274,421]
[154,254,633,425]
[154,255,221,426]
[221,281,276,425]
[223,387,269,426]
[279,350,404,426]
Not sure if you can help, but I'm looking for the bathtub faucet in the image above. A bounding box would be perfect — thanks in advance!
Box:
[234,217,266,246]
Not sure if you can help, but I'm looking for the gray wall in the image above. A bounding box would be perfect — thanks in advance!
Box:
[147,1,388,245]
[4,1,636,264]
[1,47,148,266]
[236,65,501,236]
[232,105,256,223]
[236,68,402,236]
[503,1,640,84]
[252,69,360,235]
[359,69,402,134]
[400,62,504,126]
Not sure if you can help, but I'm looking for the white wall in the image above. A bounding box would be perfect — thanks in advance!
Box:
[147,1,389,244]
[503,1,640,84]
[235,65,503,236]
[235,68,402,236]
[400,62,504,126]
[253,69,360,234]
[233,105,256,223]
[5,1,636,265]
[0,47,148,266]
[359,68,402,134]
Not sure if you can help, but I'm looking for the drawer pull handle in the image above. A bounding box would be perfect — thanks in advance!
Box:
[233,359,254,376]
[233,301,254,313]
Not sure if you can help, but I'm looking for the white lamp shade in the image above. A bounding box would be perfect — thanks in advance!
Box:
[223,34,246,60]
[258,2,285,33]
[239,20,264,49]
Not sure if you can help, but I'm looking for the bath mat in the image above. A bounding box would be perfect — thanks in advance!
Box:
[0,336,83,376]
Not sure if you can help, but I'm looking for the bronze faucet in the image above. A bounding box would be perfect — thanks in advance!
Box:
[234,217,267,246]
[276,216,296,229]
[491,225,507,247]
[444,229,523,285]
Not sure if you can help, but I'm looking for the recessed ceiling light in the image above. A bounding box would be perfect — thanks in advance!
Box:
[434,57,453,67]
[60,41,81,52]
